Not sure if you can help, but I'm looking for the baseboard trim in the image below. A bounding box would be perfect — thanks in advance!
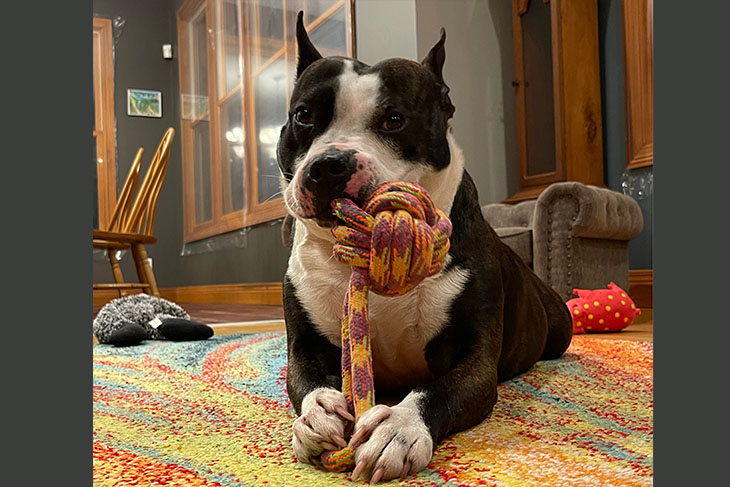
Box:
[93,282,284,308]
[93,289,122,308]
[628,269,653,309]
[160,283,283,306]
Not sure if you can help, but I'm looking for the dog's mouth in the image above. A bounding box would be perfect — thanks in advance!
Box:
[309,190,370,227]
[312,217,335,228]
[293,179,375,226]
[287,145,379,225]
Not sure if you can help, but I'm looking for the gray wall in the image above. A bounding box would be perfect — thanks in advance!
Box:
[597,0,652,269]
[355,0,418,64]
[415,0,519,204]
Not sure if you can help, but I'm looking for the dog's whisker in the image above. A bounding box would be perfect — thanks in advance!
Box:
[262,190,284,203]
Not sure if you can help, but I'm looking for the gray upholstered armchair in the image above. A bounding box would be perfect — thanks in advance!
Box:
[482,182,643,301]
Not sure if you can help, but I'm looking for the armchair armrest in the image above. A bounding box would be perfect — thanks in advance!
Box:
[532,182,643,300]
[535,182,643,240]
[481,200,536,229]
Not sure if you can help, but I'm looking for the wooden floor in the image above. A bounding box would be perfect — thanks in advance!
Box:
[585,308,653,342]
[94,304,652,343]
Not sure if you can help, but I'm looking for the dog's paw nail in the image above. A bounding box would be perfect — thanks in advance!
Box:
[335,405,355,422]
[369,467,384,484]
[333,435,347,448]
[352,461,366,481]
[350,429,366,448]
[401,461,412,478]
[321,441,338,451]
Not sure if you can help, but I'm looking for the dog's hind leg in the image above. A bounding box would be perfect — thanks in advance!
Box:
[539,285,573,360]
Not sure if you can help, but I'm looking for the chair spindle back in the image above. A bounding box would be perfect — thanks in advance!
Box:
[124,128,175,236]
[105,147,144,232]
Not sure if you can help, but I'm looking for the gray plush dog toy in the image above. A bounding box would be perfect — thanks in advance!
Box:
[93,294,213,346]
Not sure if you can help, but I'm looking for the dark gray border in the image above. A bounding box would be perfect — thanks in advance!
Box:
[655,1,730,485]
[6,1,729,485]
[4,0,91,484]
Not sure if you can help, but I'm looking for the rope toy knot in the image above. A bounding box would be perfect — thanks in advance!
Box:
[331,181,453,296]
[319,182,452,473]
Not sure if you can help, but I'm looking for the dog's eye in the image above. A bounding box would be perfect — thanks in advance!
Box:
[380,112,406,132]
[294,107,314,126]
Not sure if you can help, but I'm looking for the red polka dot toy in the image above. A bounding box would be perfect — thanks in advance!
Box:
[567,282,641,334]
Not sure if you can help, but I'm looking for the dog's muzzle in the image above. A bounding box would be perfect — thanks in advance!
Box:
[296,146,373,223]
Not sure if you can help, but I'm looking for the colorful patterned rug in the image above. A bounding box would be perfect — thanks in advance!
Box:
[93,333,653,486]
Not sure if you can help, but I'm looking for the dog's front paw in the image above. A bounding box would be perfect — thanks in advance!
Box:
[292,387,355,465]
[350,396,433,483]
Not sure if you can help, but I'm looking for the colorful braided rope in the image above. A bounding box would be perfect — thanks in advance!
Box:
[320,182,453,472]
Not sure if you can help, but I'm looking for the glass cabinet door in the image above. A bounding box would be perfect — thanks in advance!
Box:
[189,6,213,224]
[178,0,353,239]
[521,0,556,179]
[216,0,246,214]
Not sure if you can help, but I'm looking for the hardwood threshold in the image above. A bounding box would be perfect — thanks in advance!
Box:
[210,320,285,335]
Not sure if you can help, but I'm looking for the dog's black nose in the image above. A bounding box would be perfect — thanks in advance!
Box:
[304,149,356,191]
[302,148,359,222]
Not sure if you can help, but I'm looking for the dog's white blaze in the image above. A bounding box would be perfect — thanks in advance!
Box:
[333,60,381,130]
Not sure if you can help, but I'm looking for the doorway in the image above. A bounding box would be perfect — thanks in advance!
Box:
[93,17,117,229]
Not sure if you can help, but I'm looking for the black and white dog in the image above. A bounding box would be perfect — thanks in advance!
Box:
[276,12,573,483]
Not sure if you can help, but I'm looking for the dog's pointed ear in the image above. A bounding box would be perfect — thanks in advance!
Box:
[421,28,455,119]
[296,11,322,79]
[421,28,447,84]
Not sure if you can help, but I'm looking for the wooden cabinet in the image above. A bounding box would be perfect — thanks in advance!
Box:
[623,0,653,168]
[505,0,604,203]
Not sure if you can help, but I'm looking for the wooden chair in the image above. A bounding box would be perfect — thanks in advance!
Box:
[93,127,175,298]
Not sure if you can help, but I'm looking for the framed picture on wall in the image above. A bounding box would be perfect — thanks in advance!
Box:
[127,88,162,118]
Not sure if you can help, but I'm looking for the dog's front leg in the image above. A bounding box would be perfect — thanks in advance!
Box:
[284,278,355,465]
[350,303,502,482]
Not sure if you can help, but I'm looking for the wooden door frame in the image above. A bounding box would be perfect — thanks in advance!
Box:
[511,0,563,192]
[622,0,653,169]
[93,17,117,229]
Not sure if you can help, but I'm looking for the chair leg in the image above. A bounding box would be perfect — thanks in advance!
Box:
[132,243,160,297]
[131,245,148,287]
[107,249,125,283]
[107,248,128,296]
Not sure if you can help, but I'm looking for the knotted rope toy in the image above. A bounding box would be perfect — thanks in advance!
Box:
[320,181,453,472]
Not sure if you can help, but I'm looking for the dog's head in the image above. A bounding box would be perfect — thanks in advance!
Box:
[278,12,457,232]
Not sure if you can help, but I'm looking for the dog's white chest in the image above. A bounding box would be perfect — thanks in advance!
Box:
[287,234,469,389]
